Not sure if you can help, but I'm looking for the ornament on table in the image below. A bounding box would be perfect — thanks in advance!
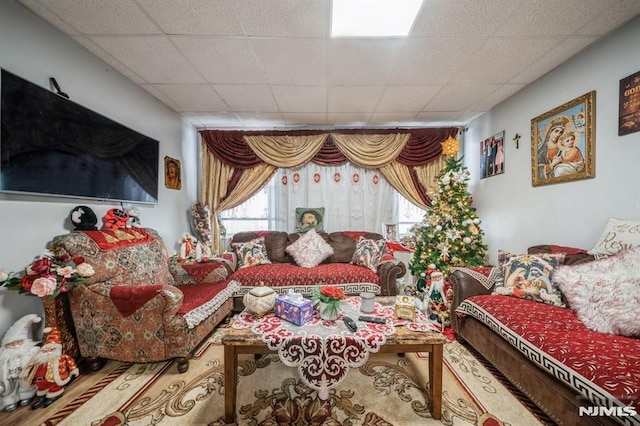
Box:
[69,206,98,231]
[179,233,206,262]
[0,314,41,412]
[102,208,129,230]
[394,294,416,322]
[21,327,79,409]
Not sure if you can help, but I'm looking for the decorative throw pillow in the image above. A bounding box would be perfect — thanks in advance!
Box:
[285,229,334,268]
[589,217,640,257]
[492,250,566,307]
[351,237,386,272]
[552,247,640,336]
[231,237,271,269]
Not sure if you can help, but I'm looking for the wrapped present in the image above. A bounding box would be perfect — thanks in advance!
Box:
[275,293,313,326]
[394,294,416,322]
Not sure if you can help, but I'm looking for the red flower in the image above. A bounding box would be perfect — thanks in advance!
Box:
[72,256,85,265]
[30,257,52,274]
[320,286,345,301]
[21,274,37,292]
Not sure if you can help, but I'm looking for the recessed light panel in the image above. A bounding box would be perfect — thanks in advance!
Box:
[331,0,423,37]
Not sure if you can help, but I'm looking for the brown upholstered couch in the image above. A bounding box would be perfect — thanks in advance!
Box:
[50,228,237,373]
[228,231,405,312]
[448,246,640,426]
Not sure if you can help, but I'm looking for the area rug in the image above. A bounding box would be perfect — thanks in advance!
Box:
[16,328,543,426]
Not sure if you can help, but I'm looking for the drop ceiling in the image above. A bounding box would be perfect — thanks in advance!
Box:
[18,0,640,130]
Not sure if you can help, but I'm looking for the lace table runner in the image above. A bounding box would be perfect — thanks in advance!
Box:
[232,296,439,399]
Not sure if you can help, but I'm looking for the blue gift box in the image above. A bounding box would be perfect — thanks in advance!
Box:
[274,294,314,325]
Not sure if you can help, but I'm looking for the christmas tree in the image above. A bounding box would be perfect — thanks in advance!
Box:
[409,155,487,278]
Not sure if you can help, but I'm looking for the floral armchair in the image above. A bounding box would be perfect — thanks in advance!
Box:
[49,228,237,373]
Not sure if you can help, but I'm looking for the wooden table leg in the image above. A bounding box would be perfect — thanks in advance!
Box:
[429,343,443,420]
[224,344,237,424]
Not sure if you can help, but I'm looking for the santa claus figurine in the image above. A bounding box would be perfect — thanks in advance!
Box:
[0,314,41,412]
[21,327,79,409]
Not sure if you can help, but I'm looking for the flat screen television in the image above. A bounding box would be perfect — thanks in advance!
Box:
[1,69,159,204]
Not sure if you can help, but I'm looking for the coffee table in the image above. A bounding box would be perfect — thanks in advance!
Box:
[222,297,447,423]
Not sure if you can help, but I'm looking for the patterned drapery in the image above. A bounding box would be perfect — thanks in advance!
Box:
[199,127,459,251]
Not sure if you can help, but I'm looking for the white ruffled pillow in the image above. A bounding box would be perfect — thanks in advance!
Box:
[286,229,334,268]
[552,247,640,336]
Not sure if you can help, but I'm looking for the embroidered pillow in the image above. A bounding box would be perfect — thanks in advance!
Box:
[231,237,271,269]
[285,229,334,268]
[589,217,640,257]
[351,237,386,272]
[491,250,566,307]
[553,247,640,336]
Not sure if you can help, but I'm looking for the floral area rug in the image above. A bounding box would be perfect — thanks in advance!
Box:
[15,327,543,426]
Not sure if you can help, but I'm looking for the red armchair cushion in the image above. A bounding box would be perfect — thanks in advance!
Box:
[110,285,163,317]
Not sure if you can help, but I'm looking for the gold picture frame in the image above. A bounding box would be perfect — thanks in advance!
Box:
[531,91,595,187]
[164,156,182,190]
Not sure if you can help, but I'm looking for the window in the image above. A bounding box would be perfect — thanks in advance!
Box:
[218,164,424,237]
[218,178,277,235]
[398,196,424,238]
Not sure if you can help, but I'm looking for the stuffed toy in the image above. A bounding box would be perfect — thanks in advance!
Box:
[69,206,98,231]
[102,208,129,230]
[0,314,41,412]
[125,206,141,228]
[178,233,198,261]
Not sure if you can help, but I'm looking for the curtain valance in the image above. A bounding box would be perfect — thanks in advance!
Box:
[198,127,459,251]
[200,127,458,169]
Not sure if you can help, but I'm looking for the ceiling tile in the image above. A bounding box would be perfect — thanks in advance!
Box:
[73,36,147,84]
[375,85,441,113]
[236,111,286,127]
[369,112,419,125]
[424,85,500,112]
[271,86,327,113]
[171,36,264,84]
[147,84,229,112]
[328,39,405,85]
[137,0,243,35]
[282,112,328,126]
[412,0,518,37]
[327,86,384,113]
[472,84,527,110]
[453,37,563,84]
[390,38,486,85]
[327,112,372,125]
[251,38,327,85]
[90,36,205,83]
[33,0,161,34]
[183,111,242,128]
[233,0,328,37]
[214,85,279,112]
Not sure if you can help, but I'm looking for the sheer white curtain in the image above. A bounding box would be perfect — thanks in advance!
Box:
[275,163,397,234]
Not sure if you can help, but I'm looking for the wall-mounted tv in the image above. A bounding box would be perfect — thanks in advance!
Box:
[1,69,159,204]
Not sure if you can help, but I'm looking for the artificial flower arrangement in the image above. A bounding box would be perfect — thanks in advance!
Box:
[311,284,346,320]
[0,250,95,299]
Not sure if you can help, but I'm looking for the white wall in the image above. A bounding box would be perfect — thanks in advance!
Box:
[466,16,640,264]
[0,0,198,336]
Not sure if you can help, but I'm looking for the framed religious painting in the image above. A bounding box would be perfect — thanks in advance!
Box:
[164,156,182,190]
[480,130,505,179]
[531,91,595,187]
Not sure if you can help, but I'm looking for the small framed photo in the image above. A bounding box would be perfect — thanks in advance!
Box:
[531,91,595,187]
[164,156,182,190]
[382,223,398,241]
[480,131,505,179]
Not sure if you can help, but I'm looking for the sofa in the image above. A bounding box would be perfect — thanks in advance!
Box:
[50,228,238,373]
[448,245,640,426]
[226,230,406,312]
